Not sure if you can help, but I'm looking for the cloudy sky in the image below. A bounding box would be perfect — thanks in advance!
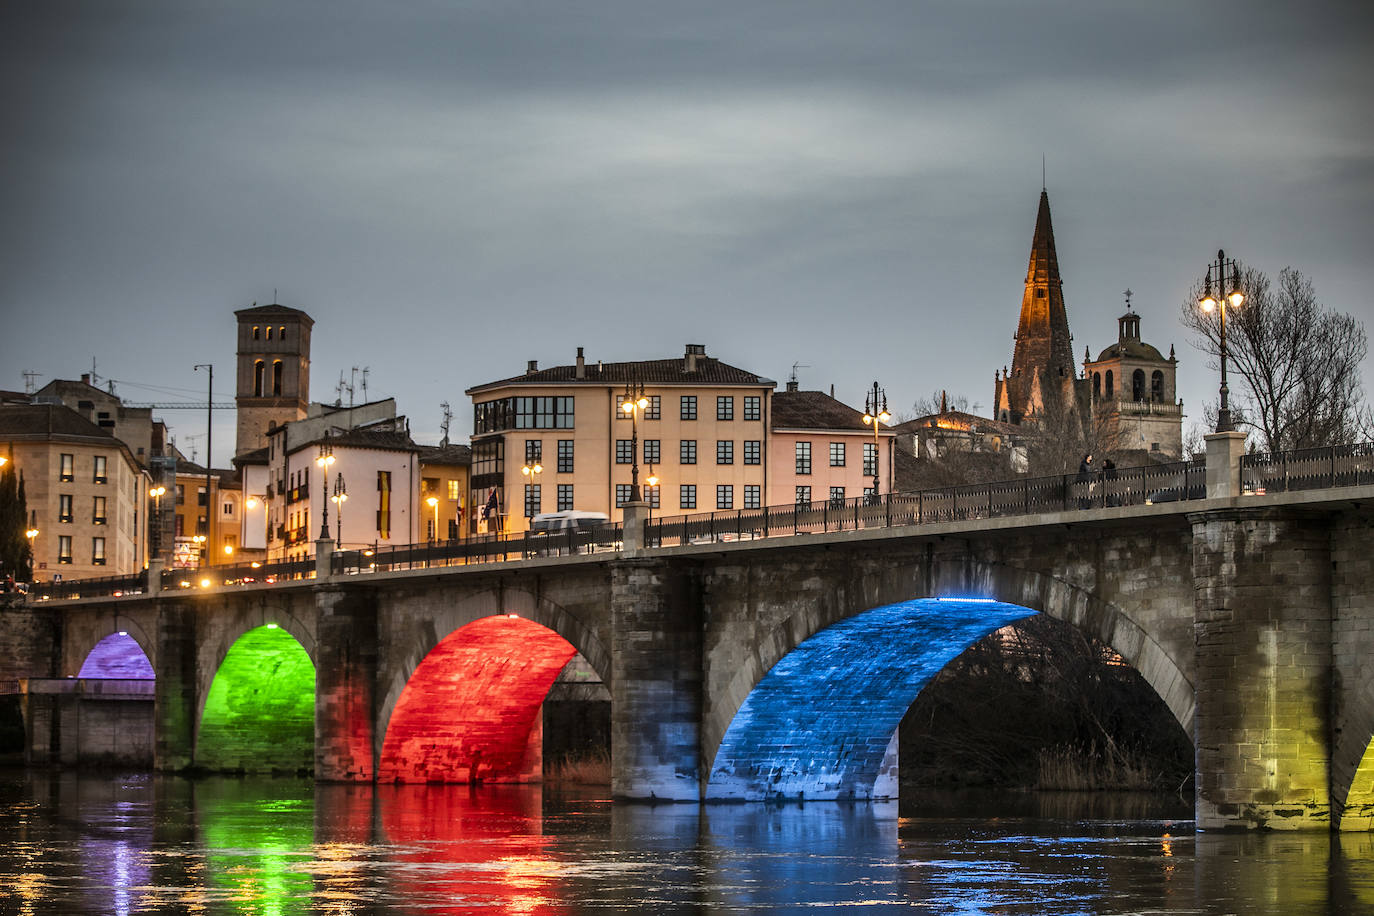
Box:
[3,0,1372,466]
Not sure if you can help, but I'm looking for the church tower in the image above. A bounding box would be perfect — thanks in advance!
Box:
[994,190,1078,425]
[1082,296,1183,459]
[234,303,313,457]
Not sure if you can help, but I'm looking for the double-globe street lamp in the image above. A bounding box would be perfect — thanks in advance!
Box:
[861,381,891,501]
[620,382,649,503]
[1198,249,1246,433]
[316,443,335,539]
[332,474,348,547]
[426,495,440,542]
[521,459,543,522]
[149,485,166,560]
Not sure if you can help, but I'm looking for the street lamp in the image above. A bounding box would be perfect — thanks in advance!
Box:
[316,443,335,539]
[331,474,347,547]
[645,466,659,525]
[149,485,166,559]
[192,533,207,568]
[1198,249,1245,433]
[520,460,543,522]
[620,382,649,502]
[25,511,38,581]
[861,381,891,500]
[425,495,439,542]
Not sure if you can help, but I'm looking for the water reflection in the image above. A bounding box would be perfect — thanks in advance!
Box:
[0,771,1370,914]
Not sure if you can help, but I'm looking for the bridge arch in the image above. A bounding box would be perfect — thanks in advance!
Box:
[705,558,1195,799]
[195,623,316,774]
[68,614,156,678]
[376,586,610,784]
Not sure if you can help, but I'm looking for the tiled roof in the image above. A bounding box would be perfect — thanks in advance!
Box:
[232,446,270,467]
[235,302,314,325]
[290,427,416,456]
[0,404,118,441]
[891,411,1023,437]
[419,443,473,466]
[771,390,878,432]
[467,354,773,394]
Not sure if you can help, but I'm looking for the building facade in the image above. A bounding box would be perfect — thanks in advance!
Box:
[234,303,313,457]
[466,345,776,532]
[1083,308,1183,459]
[767,385,896,506]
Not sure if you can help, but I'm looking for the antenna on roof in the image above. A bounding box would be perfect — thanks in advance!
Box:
[22,370,38,395]
[359,367,370,403]
[787,362,809,393]
[439,401,453,447]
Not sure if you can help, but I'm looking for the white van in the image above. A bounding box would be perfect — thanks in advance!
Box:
[529,511,611,534]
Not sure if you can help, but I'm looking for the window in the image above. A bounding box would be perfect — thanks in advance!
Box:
[1151,370,1165,402]
[92,537,106,566]
[864,442,878,476]
[1105,370,1114,399]
[1132,369,1146,402]
[525,484,541,518]
[795,442,812,475]
[795,486,812,505]
[744,440,761,465]
[473,396,575,433]
[826,442,845,467]
[644,395,661,420]
[744,396,761,421]
[92,496,106,525]
[197,487,207,507]
[557,484,574,511]
[472,438,505,478]
[680,484,697,509]
[223,501,233,517]
[448,479,462,500]
[1092,372,1101,399]
[59,494,73,523]
[680,396,697,420]
[58,535,72,564]
[716,440,733,464]
[525,440,542,463]
[176,484,185,505]
[830,486,846,507]
[864,485,877,503]
[377,471,392,539]
[253,325,261,340]
[717,396,734,420]
[680,440,697,464]
[615,484,635,507]
[744,485,761,509]
[616,440,634,464]
[93,455,107,483]
[266,325,274,340]
[60,453,74,482]
[557,440,574,473]
[716,484,733,509]
[644,439,660,464]
[278,325,285,339]
[644,484,660,509]
[254,360,265,396]
[272,360,283,396]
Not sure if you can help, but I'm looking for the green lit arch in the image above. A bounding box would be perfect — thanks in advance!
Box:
[196,624,316,775]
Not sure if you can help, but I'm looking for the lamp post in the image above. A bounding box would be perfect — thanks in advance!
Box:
[425,495,439,542]
[25,511,38,582]
[192,534,206,568]
[149,485,166,561]
[316,443,335,539]
[331,474,347,547]
[194,363,214,559]
[1198,249,1246,433]
[520,459,543,523]
[861,381,891,500]
[620,382,649,502]
[645,466,659,524]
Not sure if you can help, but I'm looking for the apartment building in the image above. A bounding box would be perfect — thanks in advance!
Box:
[466,345,776,533]
[768,384,896,506]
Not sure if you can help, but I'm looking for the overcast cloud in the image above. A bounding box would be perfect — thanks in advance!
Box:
[3,0,1372,464]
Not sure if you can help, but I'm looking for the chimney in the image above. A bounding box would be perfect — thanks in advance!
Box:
[81,373,91,385]
[684,343,705,373]
[786,377,799,393]
[526,359,538,376]
[575,347,585,379]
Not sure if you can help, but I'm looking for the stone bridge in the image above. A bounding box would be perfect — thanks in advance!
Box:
[7,450,1374,832]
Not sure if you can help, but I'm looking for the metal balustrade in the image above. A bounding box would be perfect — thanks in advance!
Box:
[25,442,1374,601]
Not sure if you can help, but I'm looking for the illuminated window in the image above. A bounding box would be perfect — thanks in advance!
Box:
[254,360,265,396]
[377,471,391,538]
[59,535,72,564]
[93,455,107,483]
[92,537,106,566]
[92,496,106,525]
[272,360,283,396]
[448,479,462,500]
[59,494,73,523]
[60,453,74,482]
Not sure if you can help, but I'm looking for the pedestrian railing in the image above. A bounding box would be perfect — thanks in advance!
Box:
[1240,443,1374,493]
[28,441,1374,602]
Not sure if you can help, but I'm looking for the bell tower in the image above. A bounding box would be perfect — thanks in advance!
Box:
[234,303,313,456]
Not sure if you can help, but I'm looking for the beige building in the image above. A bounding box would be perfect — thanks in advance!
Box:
[418,444,472,541]
[466,345,776,532]
[1083,308,1183,460]
[0,405,148,581]
[768,385,897,506]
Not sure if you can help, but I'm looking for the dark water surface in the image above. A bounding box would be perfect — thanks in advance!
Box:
[1,771,1371,914]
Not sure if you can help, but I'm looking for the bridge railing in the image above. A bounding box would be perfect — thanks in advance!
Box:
[1240,442,1374,493]
[646,459,1205,547]
[159,557,316,591]
[331,523,625,575]
[24,570,148,601]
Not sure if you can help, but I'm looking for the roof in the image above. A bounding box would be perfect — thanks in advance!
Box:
[418,443,473,466]
[771,390,883,433]
[0,404,120,441]
[288,426,417,457]
[891,410,1023,437]
[1093,339,1168,363]
[174,460,240,486]
[467,352,773,394]
[232,446,270,467]
[234,302,315,327]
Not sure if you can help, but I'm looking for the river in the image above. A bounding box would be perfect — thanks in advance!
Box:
[1,771,1370,914]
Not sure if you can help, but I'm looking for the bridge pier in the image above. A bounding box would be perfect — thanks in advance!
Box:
[610,559,702,801]
[152,599,198,772]
[1192,509,1333,830]
[314,586,378,781]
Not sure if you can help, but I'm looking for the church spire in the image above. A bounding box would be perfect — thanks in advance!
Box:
[1002,189,1077,423]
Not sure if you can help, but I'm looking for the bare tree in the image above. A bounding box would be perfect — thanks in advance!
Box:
[1180,266,1369,452]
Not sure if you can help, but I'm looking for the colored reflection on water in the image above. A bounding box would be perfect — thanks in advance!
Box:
[0,771,1372,914]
